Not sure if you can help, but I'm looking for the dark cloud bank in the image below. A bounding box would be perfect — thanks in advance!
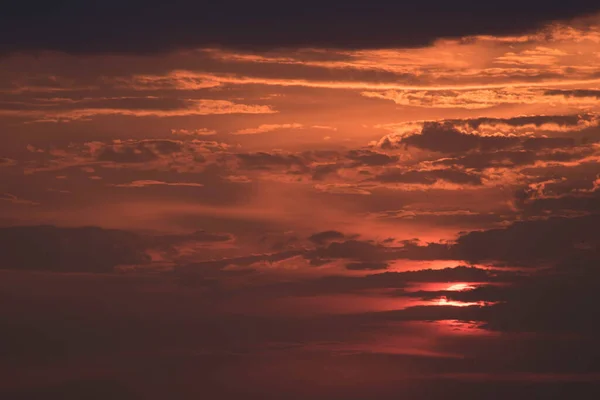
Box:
[2,1,600,55]
[2,210,600,398]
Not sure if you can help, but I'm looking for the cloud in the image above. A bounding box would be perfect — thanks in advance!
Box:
[0,225,242,273]
[112,180,204,188]
[433,147,594,170]
[381,122,519,153]
[544,89,600,98]
[233,123,303,135]
[313,183,372,195]
[345,262,389,270]
[300,214,600,269]
[96,139,183,163]
[312,164,341,181]
[310,240,389,262]
[308,230,346,245]
[374,168,483,186]
[254,265,515,297]
[0,225,151,272]
[376,114,600,142]
[312,125,338,131]
[433,214,599,266]
[362,87,600,109]
[236,152,307,170]
[153,230,233,245]
[0,99,276,122]
[1,2,598,55]
[176,249,304,273]
[515,175,600,216]
[18,138,232,176]
[346,150,398,166]
[171,128,217,136]
[374,120,599,176]
[0,193,39,206]
[370,208,508,228]
[0,157,17,167]
[407,263,600,334]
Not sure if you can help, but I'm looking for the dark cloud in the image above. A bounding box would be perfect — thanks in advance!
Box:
[0,225,241,273]
[375,168,483,185]
[252,265,511,297]
[2,97,193,112]
[399,122,519,153]
[0,225,150,272]
[448,114,594,129]
[312,164,340,181]
[345,261,389,270]
[2,1,598,55]
[449,215,600,266]
[236,152,306,170]
[544,89,600,98]
[153,230,233,245]
[97,140,183,163]
[176,249,304,273]
[521,137,576,151]
[434,148,590,170]
[308,230,346,245]
[372,208,509,229]
[304,213,600,269]
[380,118,594,155]
[409,264,600,334]
[397,265,511,282]
[312,239,385,261]
[1,380,140,400]
[515,183,600,216]
[351,214,600,267]
[346,150,398,166]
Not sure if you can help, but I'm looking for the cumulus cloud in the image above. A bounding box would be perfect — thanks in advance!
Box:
[379,122,520,153]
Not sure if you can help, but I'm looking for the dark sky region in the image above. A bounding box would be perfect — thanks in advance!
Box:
[1,1,600,399]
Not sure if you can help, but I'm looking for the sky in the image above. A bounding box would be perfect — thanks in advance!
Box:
[1,2,600,399]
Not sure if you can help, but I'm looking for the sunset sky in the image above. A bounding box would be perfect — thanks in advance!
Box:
[2,2,600,399]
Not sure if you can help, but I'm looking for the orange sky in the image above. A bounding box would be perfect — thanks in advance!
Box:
[1,8,600,400]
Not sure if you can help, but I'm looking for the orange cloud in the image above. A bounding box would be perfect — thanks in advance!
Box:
[171,128,217,136]
[0,99,276,123]
[233,123,304,135]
